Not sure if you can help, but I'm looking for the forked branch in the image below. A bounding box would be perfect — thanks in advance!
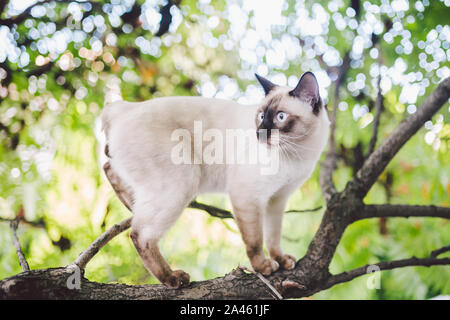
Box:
[353,76,450,198]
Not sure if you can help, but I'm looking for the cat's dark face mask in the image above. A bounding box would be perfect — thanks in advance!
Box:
[254,72,322,146]
[256,108,274,140]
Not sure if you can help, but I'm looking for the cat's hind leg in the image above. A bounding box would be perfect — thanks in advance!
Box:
[130,184,195,288]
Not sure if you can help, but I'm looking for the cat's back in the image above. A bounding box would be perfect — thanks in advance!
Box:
[103,96,242,119]
[102,96,250,192]
[102,96,255,135]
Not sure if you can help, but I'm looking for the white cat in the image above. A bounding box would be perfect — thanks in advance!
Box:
[101,72,329,288]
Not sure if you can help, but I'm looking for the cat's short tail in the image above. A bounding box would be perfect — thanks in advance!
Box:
[99,101,135,210]
[101,101,125,136]
[101,101,128,159]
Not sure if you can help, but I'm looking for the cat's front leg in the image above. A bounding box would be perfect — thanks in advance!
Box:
[231,196,279,276]
[264,195,297,270]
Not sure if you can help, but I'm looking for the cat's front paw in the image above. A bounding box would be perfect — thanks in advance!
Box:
[253,258,279,276]
[164,269,190,289]
[276,254,297,270]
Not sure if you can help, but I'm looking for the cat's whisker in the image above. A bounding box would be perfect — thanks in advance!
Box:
[279,138,321,152]
[279,132,313,142]
[281,126,314,137]
[281,144,297,162]
[279,139,304,161]
[278,137,316,161]
[280,129,315,142]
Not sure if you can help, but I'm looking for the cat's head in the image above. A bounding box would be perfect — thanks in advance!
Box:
[254,72,330,156]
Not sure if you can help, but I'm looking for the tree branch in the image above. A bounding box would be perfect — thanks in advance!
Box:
[73,217,132,270]
[356,204,450,221]
[0,0,9,18]
[0,216,46,228]
[9,219,30,272]
[289,78,450,286]
[0,266,297,299]
[430,245,450,258]
[366,44,384,157]
[0,0,101,27]
[0,0,52,26]
[26,61,54,77]
[319,51,351,202]
[319,148,337,203]
[3,248,449,299]
[189,201,322,218]
[352,76,450,198]
[284,206,322,214]
[188,200,233,219]
[325,253,450,290]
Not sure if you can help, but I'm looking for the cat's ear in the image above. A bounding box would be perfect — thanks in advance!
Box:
[255,74,277,95]
[289,72,321,113]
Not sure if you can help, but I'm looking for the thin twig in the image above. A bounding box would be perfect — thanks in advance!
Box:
[0,0,102,27]
[9,219,30,272]
[366,43,384,157]
[238,266,283,300]
[73,217,132,270]
[430,245,450,258]
[255,273,283,300]
[188,200,233,219]
[285,206,322,214]
[189,201,322,218]
[0,216,46,229]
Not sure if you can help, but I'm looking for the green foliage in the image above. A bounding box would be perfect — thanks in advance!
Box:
[0,0,449,299]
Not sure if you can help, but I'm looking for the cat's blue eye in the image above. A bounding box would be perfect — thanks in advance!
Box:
[277,112,288,122]
[258,112,264,122]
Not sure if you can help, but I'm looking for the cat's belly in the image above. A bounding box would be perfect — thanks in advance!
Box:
[198,164,228,193]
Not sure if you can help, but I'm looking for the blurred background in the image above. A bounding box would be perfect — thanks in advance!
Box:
[0,0,449,299]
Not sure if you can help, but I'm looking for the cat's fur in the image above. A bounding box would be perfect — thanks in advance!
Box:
[101,72,329,288]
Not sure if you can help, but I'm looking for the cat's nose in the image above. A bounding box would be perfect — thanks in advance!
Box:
[262,116,273,130]
[256,128,271,140]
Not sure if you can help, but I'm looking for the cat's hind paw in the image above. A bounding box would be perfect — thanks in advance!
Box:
[164,270,190,289]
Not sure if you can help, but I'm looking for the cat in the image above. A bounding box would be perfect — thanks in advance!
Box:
[101,72,330,288]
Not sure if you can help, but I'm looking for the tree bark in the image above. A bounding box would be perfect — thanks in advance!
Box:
[0,266,317,300]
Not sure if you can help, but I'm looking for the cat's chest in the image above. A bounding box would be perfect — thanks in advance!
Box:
[269,160,315,191]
